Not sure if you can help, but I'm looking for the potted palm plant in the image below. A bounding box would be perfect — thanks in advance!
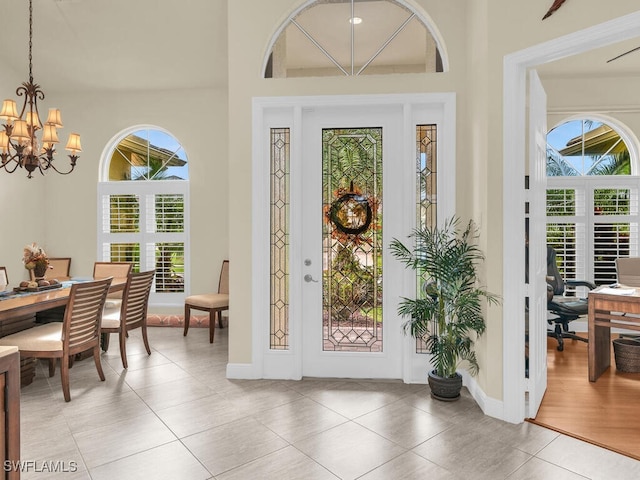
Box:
[390,217,499,401]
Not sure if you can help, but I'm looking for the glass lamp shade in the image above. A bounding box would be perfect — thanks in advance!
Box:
[0,99,18,121]
[45,108,63,128]
[65,133,82,153]
[11,120,30,143]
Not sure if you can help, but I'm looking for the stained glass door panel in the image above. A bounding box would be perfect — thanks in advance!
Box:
[322,128,383,352]
[300,106,403,379]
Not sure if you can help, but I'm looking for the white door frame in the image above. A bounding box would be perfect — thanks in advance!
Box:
[251,93,456,382]
[503,11,640,424]
[527,69,548,419]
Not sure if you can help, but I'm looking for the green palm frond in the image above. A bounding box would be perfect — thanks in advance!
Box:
[390,217,500,378]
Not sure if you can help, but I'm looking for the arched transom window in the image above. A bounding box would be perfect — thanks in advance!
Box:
[547,119,631,176]
[265,0,445,78]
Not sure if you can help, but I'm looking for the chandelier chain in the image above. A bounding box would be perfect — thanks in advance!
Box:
[0,0,82,178]
[28,0,33,83]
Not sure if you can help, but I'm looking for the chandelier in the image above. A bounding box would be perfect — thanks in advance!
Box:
[0,0,81,178]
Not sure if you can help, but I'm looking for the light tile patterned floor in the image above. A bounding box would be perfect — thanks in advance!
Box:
[15,327,640,480]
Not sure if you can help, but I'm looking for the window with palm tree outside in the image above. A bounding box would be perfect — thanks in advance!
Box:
[546,118,637,291]
[98,127,189,303]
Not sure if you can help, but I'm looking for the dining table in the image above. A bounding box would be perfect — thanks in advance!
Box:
[0,276,127,386]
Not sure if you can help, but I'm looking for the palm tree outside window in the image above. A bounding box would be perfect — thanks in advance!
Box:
[98,127,189,305]
[546,118,637,289]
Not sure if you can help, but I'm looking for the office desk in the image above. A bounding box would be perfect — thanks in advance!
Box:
[587,285,640,381]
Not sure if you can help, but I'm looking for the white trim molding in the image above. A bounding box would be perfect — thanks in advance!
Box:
[503,11,640,424]
[243,93,457,384]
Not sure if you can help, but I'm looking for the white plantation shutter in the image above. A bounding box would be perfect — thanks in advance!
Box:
[98,126,189,308]
[547,177,639,294]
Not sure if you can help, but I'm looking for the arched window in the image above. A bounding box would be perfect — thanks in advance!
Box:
[264,0,446,78]
[98,127,189,306]
[545,117,640,288]
[547,118,631,176]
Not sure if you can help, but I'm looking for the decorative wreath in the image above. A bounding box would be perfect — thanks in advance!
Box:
[329,193,372,235]
[324,184,378,242]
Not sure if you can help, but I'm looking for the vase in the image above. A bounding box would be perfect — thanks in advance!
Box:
[33,262,49,279]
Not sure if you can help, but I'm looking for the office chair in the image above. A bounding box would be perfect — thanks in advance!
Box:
[546,246,595,351]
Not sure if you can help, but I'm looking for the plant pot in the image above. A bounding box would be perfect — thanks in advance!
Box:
[428,370,462,401]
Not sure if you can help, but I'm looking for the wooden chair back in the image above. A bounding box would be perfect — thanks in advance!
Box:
[93,262,133,280]
[120,270,155,332]
[218,260,229,294]
[28,257,72,281]
[94,262,133,300]
[616,257,640,287]
[48,258,71,280]
[63,277,113,355]
[0,266,7,289]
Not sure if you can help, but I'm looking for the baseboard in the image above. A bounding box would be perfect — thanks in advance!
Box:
[226,362,261,379]
[461,370,505,421]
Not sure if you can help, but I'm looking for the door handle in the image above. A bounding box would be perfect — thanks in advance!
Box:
[304,274,318,283]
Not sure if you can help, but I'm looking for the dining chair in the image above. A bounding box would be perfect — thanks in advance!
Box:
[93,261,133,309]
[29,257,71,281]
[101,269,155,368]
[33,258,72,324]
[93,261,133,280]
[0,266,8,290]
[184,260,229,343]
[0,277,113,402]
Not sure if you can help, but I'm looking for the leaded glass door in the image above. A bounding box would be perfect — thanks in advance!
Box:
[300,106,404,378]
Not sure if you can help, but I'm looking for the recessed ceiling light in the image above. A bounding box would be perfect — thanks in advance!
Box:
[349,17,362,25]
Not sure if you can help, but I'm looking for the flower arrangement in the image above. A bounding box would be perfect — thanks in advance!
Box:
[22,242,50,275]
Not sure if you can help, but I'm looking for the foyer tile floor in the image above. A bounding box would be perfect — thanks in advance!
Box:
[17,326,640,480]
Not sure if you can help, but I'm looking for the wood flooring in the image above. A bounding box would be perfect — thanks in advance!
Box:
[529,336,640,461]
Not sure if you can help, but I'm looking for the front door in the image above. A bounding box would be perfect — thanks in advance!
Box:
[299,105,404,378]
[253,93,455,382]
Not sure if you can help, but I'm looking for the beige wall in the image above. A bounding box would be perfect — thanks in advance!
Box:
[227,0,470,364]
[0,87,229,311]
[0,62,47,284]
[2,0,639,406]
[227,0,640,403]
[545,76,640,137]
[480,0,640,398]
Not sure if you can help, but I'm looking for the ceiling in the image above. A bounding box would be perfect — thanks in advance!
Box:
[0,0,228,93]
[536,36,640,79]
[0,0,637,94]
